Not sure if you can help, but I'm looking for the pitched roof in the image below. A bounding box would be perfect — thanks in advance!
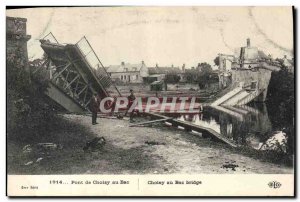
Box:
[148,66,183,74]
[106,62,145,73]
[185,68,198,73]
[283,58,293,67]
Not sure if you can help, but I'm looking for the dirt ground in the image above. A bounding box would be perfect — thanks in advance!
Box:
[8,114,293,174]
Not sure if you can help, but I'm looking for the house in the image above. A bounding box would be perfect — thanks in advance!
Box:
[218,38,269,89]
[148,64,186,83]
[184,67,198,83]
[106,61,149,83]
[282,55,294,73]
[143,74,165,84]
[218,38,282,101]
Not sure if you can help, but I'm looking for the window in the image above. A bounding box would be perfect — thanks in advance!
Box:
[136,75,138,80]
[121,75,123,80]
[124,75,126,80]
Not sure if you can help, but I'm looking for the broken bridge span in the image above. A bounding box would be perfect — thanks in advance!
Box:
[31,33,121,112]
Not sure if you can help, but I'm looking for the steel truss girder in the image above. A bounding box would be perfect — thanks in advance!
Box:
[48,59,93,111]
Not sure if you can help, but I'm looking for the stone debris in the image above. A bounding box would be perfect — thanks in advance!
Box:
[24,161,33,166]
[36,157,43,163]
[24,158,44,166]
[22,144,32,153]
[23,143,62,154]
[176,140,188,146]
[83,137,106,152]
[22,143,62,166]
[259,131,288,153]
[116,114,123,119]
[37,143,63,150]
[221,161,239,171]
[145,141,166,146]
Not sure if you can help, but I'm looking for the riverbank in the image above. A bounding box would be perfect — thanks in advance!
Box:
[7,114,293,174]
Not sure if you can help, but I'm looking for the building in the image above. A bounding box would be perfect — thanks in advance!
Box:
[106,61,149,83]
[184,67,198,83]
[282,55,294,73]
[218,38,282,102]
[144,74,165,84]
[236,38,261,69]
[148,64,186,82]
[218,38,266,89]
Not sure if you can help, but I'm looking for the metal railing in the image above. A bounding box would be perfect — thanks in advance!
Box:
[42,32,59,44]
[75,36,121,96]
[236,89,264,106]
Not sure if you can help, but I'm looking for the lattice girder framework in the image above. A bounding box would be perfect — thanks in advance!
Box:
[49,60,94,109]
[35,33,120,112]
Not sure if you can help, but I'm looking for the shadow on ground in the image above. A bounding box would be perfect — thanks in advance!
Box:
[7,116,157,175]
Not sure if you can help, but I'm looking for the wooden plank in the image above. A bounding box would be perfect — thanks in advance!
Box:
[129,118,173,127]
[83,113,130,120]
[171,119,237,148]
[145,112,237,148]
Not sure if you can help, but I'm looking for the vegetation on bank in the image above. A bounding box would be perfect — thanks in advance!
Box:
[7,52,57,142]
[6,53,99,174]
[266,69,295,155]
[7,114,98,174]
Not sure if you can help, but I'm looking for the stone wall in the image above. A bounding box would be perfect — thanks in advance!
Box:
[231,68,272,102]
[6,16,31,74]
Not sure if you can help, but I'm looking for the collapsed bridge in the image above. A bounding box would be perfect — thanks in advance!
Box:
[32,33,120,112]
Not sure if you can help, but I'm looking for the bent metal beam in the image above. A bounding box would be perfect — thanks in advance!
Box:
[36,33,119,112]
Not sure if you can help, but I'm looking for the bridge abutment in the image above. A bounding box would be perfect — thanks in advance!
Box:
[231,68,272,102]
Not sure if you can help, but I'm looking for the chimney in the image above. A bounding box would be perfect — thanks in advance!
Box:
[247,38,250,48]
[182,64,185,72]
[142,60,145,65]
[171,64,174,68]
[267,54,272,61]
[121,61,125,66]
[218,54,223,70]
[284,55,287,59]
[156,63,158,68]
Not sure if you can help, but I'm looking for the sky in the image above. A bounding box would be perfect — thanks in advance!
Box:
[6,7,293,68]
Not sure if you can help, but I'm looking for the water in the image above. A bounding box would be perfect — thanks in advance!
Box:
[171,103,294,157]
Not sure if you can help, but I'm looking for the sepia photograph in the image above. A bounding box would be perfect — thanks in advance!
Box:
[6,6,295,197]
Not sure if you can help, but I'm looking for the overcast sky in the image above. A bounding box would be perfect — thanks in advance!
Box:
[7,7,293,68]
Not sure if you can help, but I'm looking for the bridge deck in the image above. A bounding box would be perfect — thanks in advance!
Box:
[145,112,238,148]
[37,33,120,112]
[40,41,109,98]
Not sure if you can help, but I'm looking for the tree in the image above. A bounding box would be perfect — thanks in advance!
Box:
[275,58,284,67]
[198,62,213,74]
[185,70,198,83]
[214,56,220,66]
[266,70,294,154]
[165,74,181,83]
[196,63,215,89]
[7,50,55,141]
